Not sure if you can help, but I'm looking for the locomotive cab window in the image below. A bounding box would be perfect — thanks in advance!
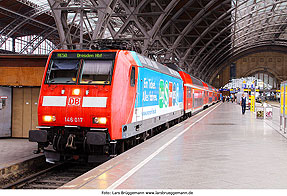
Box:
[130,67,135,87]
[46,60,79,84]
[80,60,113,84]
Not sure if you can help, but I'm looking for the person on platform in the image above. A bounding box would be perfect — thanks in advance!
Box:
[240,93,247,115]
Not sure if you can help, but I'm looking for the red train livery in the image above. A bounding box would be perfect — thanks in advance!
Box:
[29,50,220,162]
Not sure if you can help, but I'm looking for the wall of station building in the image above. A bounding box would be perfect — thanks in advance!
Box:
[0,86,41,138]
[0,57,45,86]
[212,52,287,89]
[0,56,46,138]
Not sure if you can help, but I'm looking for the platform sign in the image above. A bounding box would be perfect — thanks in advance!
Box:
[281,83,284,116]
[250,95,255,112]
[265,107,273,119]
[280,81,287,131]
[256,106,264,119]
[285,83,287,117]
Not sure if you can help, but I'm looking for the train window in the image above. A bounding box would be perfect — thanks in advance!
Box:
[46,59,79,84]
[145,58,153,66]
[151,60,159,69]
[80,60,113,84]
[138,55,147,65]
[130,67,135,87]
[191,77,203,87]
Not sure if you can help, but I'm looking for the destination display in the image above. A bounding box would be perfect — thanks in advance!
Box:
[52,52,116,60]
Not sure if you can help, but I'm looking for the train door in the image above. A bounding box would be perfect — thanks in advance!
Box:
[185,87,189,110]
[0,87,11,137]
[192,89,195,110]
[205,91,208,105]
[189,87,193,110]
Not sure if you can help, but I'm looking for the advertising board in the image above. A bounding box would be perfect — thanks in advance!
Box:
[134,67,183,122]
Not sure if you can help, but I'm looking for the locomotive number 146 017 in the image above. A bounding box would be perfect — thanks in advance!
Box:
[65,117,83,123]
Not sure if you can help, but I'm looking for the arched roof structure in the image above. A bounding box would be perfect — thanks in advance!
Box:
[0,0,287,82]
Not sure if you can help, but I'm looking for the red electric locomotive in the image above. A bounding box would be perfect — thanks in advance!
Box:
[29,49,220,163]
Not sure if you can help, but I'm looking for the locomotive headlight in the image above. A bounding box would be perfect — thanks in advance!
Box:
[99,117,107,124]
[72,89,80,95]
[43,115,56,122]
[93,117,107,124]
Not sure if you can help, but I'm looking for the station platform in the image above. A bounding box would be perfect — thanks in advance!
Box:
[267,101,280,108]
[0,138,40,168]
[0,138,42,184]
[61,102,287,189]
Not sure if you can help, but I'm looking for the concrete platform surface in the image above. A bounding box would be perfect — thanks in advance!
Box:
[0,138,39,169]
[267,101,280,108]
[61,102,287,189]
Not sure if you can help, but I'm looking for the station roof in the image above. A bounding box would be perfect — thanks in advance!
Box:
[0,0,287,82]
[0,0,58,43]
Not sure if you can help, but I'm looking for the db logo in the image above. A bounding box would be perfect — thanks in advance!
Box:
[68,97,81,106]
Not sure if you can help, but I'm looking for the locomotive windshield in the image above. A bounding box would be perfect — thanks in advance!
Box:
[46,59,80,84]
[80,60,113,84]
[45,52,116,85]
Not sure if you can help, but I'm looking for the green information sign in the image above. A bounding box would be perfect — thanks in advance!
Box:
[52,52,116,60]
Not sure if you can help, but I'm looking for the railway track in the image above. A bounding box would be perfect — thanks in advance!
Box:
[5,162,99,189]
[3,117,181,189]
